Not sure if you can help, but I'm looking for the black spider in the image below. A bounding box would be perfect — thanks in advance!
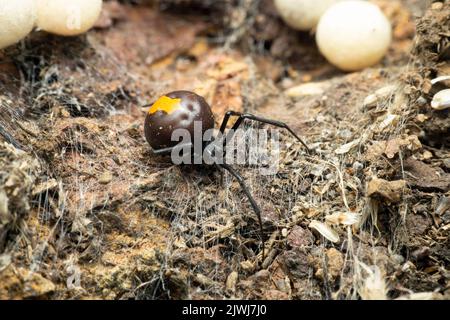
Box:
[144,90,309,259]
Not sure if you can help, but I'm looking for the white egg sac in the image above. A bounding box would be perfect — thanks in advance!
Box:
[274,0,344,31]
[0,0,36,49]
[36,0,103,36]
[316,1,392,71]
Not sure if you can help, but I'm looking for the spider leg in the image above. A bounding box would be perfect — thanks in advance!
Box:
[0,124,22,149]
[218,163,266,261]
[223,111,310,153]
[219,111,234,134]
[152,142,193,155]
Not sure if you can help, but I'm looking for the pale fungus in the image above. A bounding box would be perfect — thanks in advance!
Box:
[36,0,103,36]
[316,1,392,71]
[0,0,36,49]
[274,0,344,31]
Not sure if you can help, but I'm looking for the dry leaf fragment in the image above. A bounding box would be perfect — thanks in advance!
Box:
[436,196,450,215]
[358,264,388,300]
[0,189,9,224]
[335,133,369,154]
[327,248,344,279]
[226,271,238,294]
[335,139,360,155]
[325,211,360,226]
[284,81,329,98]
[364,140,387,162]
[404,158,450,191]
[367,177,406,203]
[416,114,428,122]
[308,220,339,243]
[385,135,422,159]
[363,85,397,108]
[377,113,399,131]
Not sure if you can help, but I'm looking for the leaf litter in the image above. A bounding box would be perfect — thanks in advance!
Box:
[0,0,448,300]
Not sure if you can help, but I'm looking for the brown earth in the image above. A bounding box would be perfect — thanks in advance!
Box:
[0,0,448,299]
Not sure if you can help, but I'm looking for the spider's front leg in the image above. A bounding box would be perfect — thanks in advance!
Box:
[219,111,310,153]
[151,142,193,155]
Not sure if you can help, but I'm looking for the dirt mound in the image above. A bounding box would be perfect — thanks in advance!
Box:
[0,0,448,299]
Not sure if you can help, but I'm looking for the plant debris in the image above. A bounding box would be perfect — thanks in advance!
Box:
[0,0,448,300]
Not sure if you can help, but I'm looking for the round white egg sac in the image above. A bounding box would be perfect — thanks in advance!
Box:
[0,0,36,49]
[274,0,344,31]
[316,1,392,71]
[36,0,103,36]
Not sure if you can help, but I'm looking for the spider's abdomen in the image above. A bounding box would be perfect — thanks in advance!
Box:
[144,91,215,150]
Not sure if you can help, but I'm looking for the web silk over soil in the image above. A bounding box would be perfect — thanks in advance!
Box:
[0,0,448,300]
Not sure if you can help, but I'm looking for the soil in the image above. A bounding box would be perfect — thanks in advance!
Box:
[0,0,448,300]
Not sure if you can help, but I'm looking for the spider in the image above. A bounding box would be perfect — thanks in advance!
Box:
[143,90,309,259]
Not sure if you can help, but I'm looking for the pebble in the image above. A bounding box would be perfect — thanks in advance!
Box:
[363,85,397,108]
[226,271,238,294]
[284,82,329,98]
[287,226,314,248]
[98,171,113,184]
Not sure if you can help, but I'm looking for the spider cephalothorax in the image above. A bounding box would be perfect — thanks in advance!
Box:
[144,90,309,260]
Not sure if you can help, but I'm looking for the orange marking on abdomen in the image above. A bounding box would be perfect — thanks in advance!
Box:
[148,96,182,115]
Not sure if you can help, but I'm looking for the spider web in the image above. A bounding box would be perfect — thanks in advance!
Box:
[0,0,445,301]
